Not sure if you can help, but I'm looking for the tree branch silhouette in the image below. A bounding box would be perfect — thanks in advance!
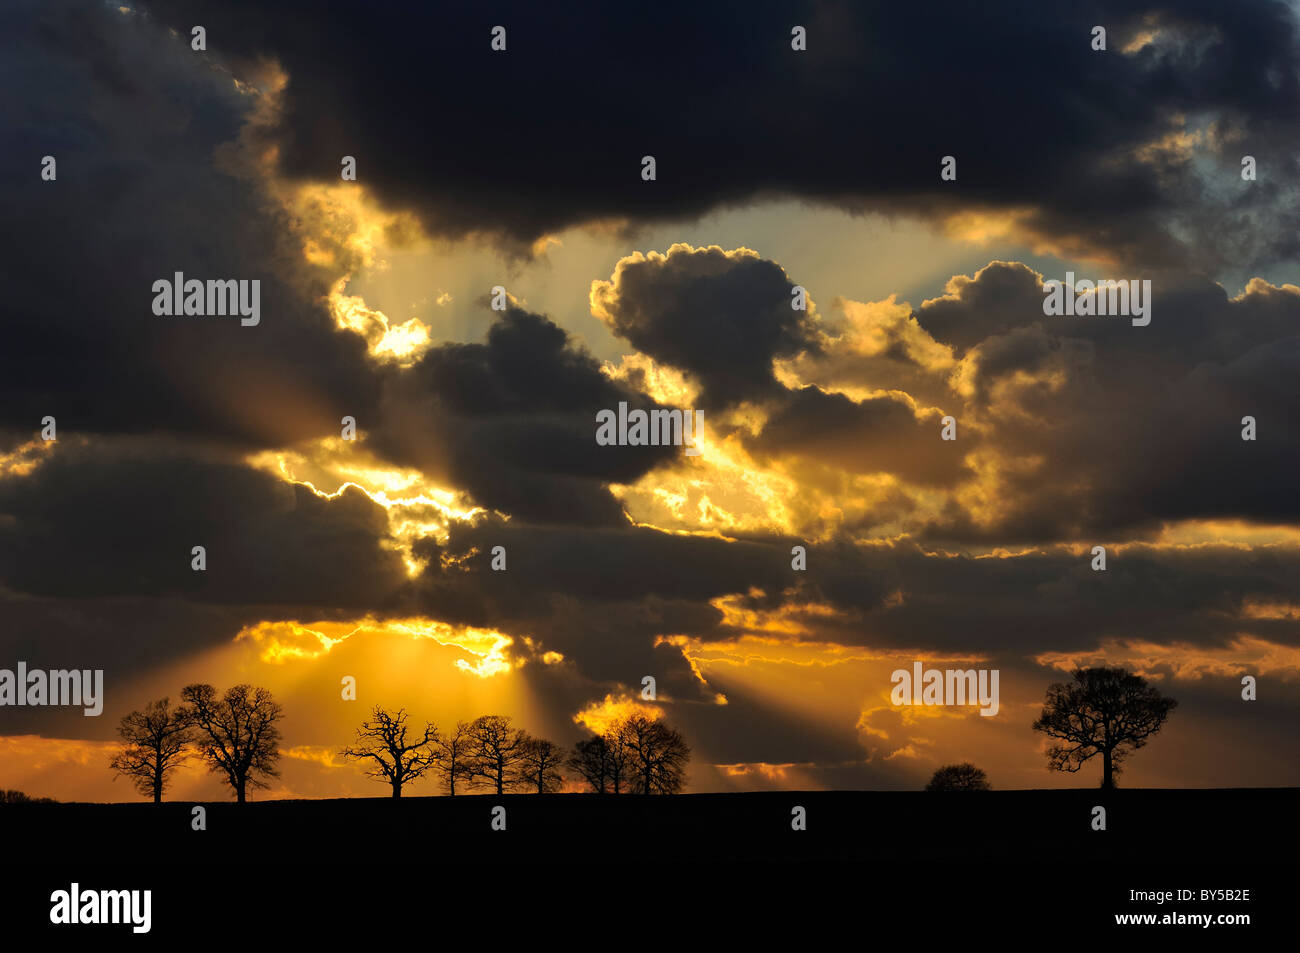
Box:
[340,706,439,798]
[1032,666,1177,790]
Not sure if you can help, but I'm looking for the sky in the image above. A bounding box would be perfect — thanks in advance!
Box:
[1,0,1299,800]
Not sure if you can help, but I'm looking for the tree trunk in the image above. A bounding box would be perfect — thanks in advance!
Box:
[153,779,162,804]
[392,779,402,798]
[236,779,247,803]
[1101,749,1114,790]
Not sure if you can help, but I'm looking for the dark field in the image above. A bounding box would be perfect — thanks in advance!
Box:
[2,788,1291,940]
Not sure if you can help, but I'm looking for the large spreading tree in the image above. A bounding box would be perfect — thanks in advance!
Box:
[517,736,568,793]
[464,714,529,794]
[340,706,439,798]
[179,683,284,803]
[619,714,691,795]
[570,715,689,794]
[109,697,194,803]
[1032,666,1177,790]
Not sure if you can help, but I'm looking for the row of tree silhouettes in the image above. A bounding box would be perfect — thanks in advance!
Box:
[110,683,692,802]
[341,707,690,797]
[109,667,1176,802]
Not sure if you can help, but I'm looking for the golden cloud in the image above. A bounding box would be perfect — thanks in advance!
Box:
[234,616,518,678]
[572,694,662,735]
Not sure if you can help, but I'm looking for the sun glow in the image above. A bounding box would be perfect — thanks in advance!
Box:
[0,437,57,479]
[214,65,435,366]
[235,616,517,678]
[245,440,487,576]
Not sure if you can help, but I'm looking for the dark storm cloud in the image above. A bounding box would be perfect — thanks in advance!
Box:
[359,248,1300,702]
[0,0,380,452]
[587,244,961,483]
[6,0,1293,550]
[0,435,412,737]
[695,538,1300,657]
[404,504,1300,667]
[401,514,829,691]
[0,590,265,736]
[137,0,1300,271]
[591,245,818,408]
[744,385,963,485]
[581,245,1300,541]
[1,3,674,528]
[398,506,1300,704]
[909,264,1300,542]
[411,516,807,614]
[674,689,871,770]
[371,306,677,526]
[864,541,1300,654]
[916,262,1048,353]
[0,437,406,608]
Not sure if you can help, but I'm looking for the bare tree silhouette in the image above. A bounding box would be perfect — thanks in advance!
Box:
[569,736,613,793]
[340,706,439,798]
[178,683,283,803]
[925,763,990,791]
[109,697,194,802]
[619,713,691,795]
[570,723,635,793]
[517,736,567,793]
[465,715,528,794]
[434,719,473,796]
[1033,666,1177,790]
[604,719,634,794]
